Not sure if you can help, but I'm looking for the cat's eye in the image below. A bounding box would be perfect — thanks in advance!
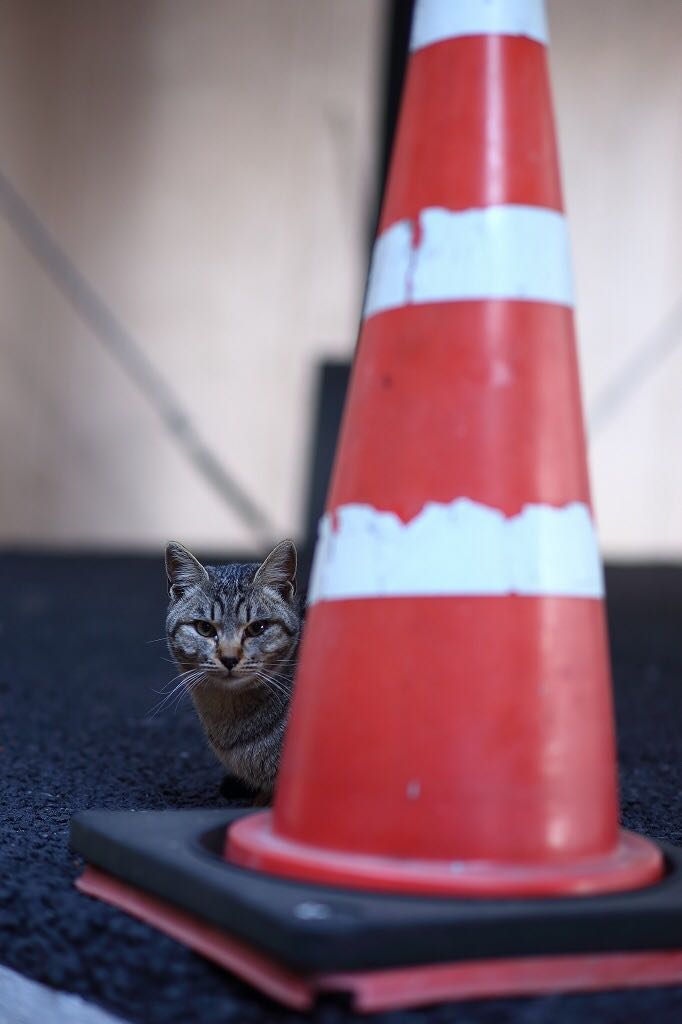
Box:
[194,620,216,638]
[244,620,270,639]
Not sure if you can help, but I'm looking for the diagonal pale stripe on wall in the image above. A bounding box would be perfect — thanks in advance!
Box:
[363,206,574,319]
[308,499,604,604]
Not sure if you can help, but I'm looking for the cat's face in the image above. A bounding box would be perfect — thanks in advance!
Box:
[165,540,299,692]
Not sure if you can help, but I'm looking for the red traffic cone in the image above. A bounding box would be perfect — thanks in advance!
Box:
[71,2,682,1008]
[228,0,663,896]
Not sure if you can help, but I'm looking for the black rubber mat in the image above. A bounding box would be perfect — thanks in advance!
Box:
[2,552,682,1023]
[70,807,682,973]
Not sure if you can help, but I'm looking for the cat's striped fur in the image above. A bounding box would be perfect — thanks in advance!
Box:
[165,539,301,804]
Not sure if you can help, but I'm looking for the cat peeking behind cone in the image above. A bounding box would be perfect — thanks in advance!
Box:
[165,539,302,805]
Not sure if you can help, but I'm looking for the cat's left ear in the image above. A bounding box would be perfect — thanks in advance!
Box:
[254,539,297,600]
[165,541,209,598]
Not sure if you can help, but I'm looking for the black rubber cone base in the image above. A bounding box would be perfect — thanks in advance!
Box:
[70,809,682,1011]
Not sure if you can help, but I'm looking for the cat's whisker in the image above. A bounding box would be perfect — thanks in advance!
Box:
[254,675,289,709]
[147,683,193,718]
[257,674,291,694]
[147,669,208,718]
[254,670,291,702]
[254,666,288,684]
[157,684,200,716]
[154,666,205,693]
[152,676,191,696]
[262,683,292,700]
[170,671,207,713]
[259,667,296,685]
[251,664,287,682]
[247,662,288,681]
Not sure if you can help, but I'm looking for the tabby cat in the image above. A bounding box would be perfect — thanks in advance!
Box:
[165,539,301,804]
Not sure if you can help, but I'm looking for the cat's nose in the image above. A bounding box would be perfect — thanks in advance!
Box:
[220,655,239,671]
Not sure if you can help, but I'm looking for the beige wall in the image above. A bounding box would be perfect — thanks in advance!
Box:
[548,0,682,557]
[0,0,383,551]
[0,1,680,558]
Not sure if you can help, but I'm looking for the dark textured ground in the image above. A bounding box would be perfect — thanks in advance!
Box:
[1,552,682,1024]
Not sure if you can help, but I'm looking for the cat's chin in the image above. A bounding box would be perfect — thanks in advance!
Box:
[214,671,260,693]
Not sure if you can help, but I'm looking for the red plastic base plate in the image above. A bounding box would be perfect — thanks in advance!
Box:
[77,866,682,1013]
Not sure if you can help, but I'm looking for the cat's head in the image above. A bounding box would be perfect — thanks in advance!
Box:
[165,539,299,692]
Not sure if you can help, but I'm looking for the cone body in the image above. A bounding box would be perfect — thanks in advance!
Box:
[229,0,662,895]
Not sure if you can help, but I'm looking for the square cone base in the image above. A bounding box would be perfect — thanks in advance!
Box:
[70,809,682,1013]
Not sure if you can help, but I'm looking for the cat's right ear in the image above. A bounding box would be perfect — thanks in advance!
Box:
[165,541,208,599]
[254,539,297,600]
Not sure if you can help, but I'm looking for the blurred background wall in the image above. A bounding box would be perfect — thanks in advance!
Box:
[0,0,680,558]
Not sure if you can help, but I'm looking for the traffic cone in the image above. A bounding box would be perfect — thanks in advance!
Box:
[226,0,662,897]
[71,1,682,1010]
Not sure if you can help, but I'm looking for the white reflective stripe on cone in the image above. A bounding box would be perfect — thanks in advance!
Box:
[364,206,574,319]
[410,0,549,52]
[308,500,604,604]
